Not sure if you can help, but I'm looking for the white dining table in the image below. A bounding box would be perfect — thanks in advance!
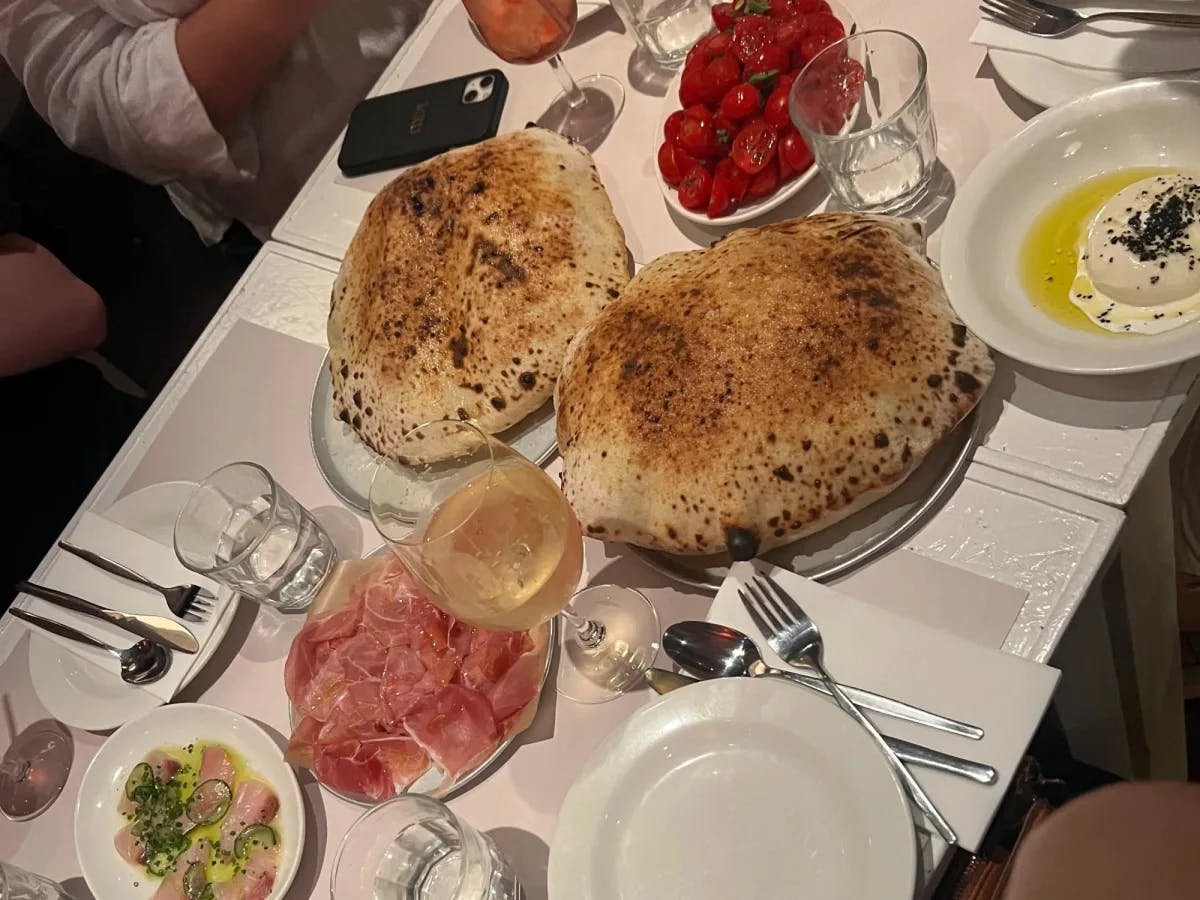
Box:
[0,238,1122,899]
[274,0,1200,779]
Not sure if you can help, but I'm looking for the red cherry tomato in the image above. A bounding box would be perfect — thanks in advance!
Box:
[799,12,846,64]
[774,18,805,53]
[731,120,778,175]
[746,159,780,199]
[712,2,738,31]
[678,164,714,211]
[775,70,797,98]
[664,110,685,146]
[745,43,789,76]
[778,129,814,180]
[768,0,794,16]
[702,54,742,103]
[719,82,762,120]
[680,64,707,107]
[731,15,776,65]
[713,113,737,156]
[708,158,749,218]
[763,85,792,131]
[678,108,719,158]
[708,32,732,57]
[658,141,682,186]
[791,0,829,11]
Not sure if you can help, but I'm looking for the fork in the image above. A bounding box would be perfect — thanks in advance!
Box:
[981,0,1200,37]
[740,572,957,845]
[57,540,215,623]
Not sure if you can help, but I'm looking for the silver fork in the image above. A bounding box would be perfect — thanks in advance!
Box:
[740,572,957,845]
[57,540,215,623]
[981,0,1200,37]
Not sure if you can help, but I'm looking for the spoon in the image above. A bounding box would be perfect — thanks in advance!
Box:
[10,608,172,685]
[663,621,984,739]
[642,667,996,785]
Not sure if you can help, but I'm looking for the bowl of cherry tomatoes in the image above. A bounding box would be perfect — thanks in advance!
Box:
[655,0,854,224]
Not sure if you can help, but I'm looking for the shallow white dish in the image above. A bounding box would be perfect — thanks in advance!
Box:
[941,76,1200,375]
[653,0,854,227]
[75,703,305,900]
[27,482,238,732]
[988,48,1127,109]
[547,677,916,900]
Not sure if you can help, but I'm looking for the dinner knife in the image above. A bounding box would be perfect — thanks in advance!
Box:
[15,581,199,654]
[643,668,997,785]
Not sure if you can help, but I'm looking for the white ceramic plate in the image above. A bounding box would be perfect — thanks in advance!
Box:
[941,76,1200,375]
[309,353,559,511]
[75,703,304,900]
[548,677,916,900]
[27,482,238,732]
[653,1,854,226]
[988,48,1127,109]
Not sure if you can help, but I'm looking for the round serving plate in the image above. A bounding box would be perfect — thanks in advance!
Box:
[632,407,981,592]
[548,677,916,900]
[309,351,559,511]
[290,594,557,808]
[987,48,1126,109]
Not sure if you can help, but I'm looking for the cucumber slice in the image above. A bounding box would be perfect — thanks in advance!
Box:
[233,824,277,859]
[144,848,179,877]
[125,762,154,800]
[185,780,232,825]
[182,861,210,900]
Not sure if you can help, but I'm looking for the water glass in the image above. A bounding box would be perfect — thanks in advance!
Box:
[610,0,713,67]
[174,462,337,610]
[789,30,937,212]
[331,795,520,900]
[0,863,77,900]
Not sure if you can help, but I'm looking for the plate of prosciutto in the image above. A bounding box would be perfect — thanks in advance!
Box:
[283,556,554,804]
[75,703,304,900]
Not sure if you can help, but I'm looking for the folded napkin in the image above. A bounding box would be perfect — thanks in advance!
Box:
[972,9,1200,74]
[15,512,233,702]
[708,560,1059,852]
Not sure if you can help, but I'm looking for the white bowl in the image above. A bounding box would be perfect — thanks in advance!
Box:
[75,703,305,900]
[653,0,854,227]
[940,76,1200,375]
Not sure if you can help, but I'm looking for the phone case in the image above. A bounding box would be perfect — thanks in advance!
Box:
[338,70,509,177]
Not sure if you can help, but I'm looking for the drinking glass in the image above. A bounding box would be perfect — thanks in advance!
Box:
[609,0,712,67]
[174,462,337,611]
[370,419,660,704]
[462,0,624,146]
[789,30,937,212]
[0,863,77,900]
[0,725,71,821]
[331,795,519,900]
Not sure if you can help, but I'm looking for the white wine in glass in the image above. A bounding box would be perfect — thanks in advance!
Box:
[370,420,659,703]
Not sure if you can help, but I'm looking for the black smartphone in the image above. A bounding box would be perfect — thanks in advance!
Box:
[337,70,509,177]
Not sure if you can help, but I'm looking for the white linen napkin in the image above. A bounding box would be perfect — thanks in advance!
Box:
[708,560,1060,852]
[971,10,1200,74]
[15,512,233,702]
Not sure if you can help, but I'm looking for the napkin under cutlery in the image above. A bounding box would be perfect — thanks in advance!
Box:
[972,8,1200,74]
[14,512,233,702]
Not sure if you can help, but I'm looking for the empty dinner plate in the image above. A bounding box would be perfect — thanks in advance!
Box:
[548,678,916,900]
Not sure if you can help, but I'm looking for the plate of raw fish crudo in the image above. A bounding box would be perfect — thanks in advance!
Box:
[75,703,304,900]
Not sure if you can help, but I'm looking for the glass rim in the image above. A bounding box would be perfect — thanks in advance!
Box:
[173,460,280,576]
[329,794,471,898]
[791,28,929,144]
[368,418,499,551]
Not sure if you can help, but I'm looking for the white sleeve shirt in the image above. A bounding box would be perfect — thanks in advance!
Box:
[0,0,426,241]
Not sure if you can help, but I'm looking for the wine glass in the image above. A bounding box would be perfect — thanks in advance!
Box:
[0,724,72,821]
[462,0,624,147]
[369,419,659,704]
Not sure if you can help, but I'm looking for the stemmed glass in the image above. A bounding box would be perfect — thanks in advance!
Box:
[369,419,659,703]
[462,0,624,147]
[0,724,71,821]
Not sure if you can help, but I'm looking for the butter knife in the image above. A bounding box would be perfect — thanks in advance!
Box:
[643,667,997,785]
[15,581,199,654]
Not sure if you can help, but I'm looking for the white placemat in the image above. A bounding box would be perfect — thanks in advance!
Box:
[972,11,1200,74]
[14,512,230,701]
[708,560,1060,852]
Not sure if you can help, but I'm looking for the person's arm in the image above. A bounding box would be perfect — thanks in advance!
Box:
[174,0,329,132]
[0,235,106,377]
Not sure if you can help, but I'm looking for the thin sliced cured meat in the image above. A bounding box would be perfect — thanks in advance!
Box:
[403,685,499,779]
[461,630,533,694]
[489,643,545,728]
